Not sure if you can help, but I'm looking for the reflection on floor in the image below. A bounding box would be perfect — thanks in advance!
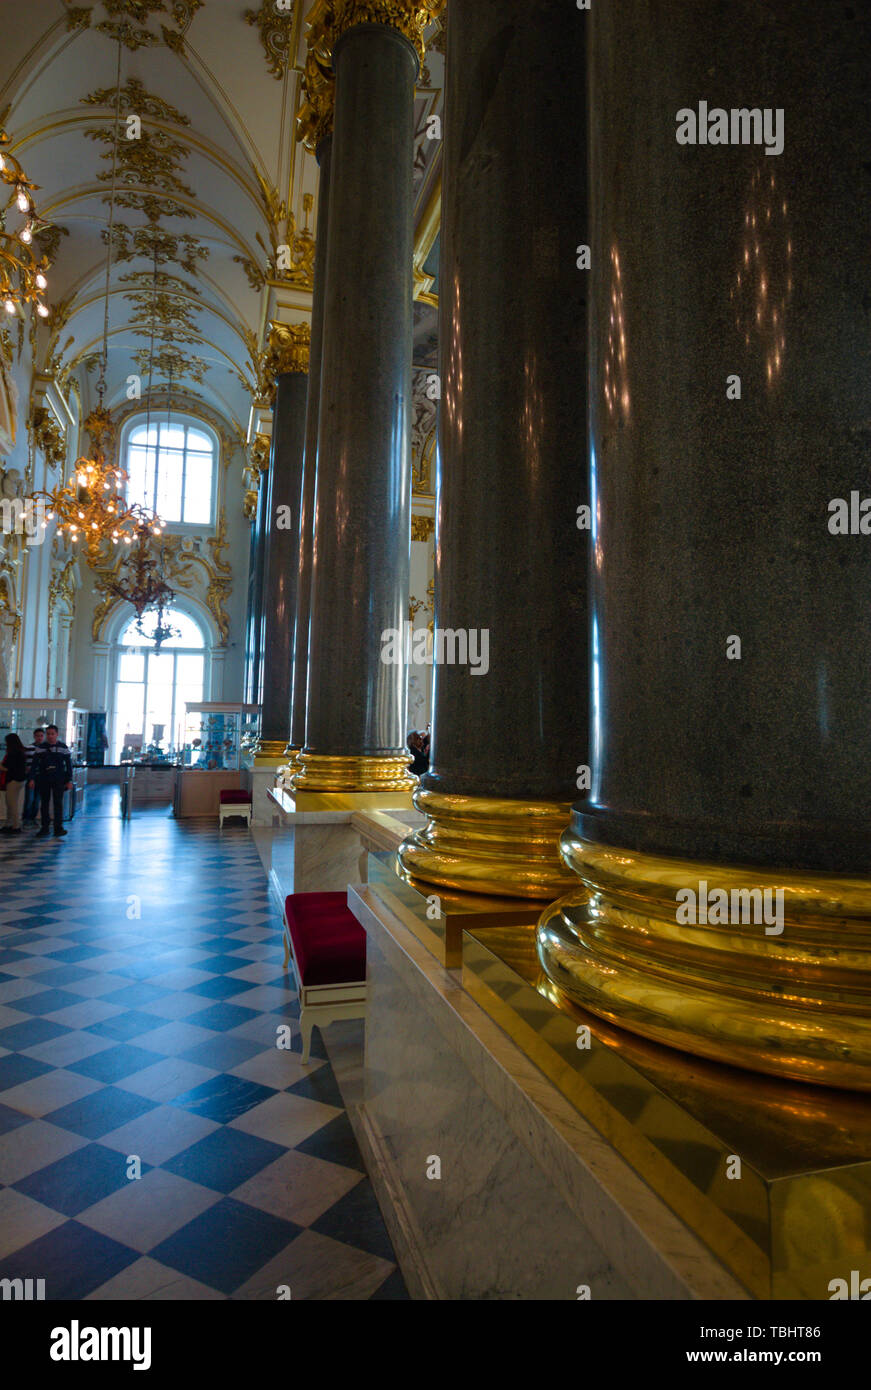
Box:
[0,787,406,1299]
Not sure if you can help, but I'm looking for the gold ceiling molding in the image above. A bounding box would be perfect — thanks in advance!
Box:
[245,0,297,80]
[297,0,444,151]
[131,343,210,385]
[82,77,191,127]
[124,288,201,343]
[63,0,204,52]
[86,127,194,203]
[107,223,209,273]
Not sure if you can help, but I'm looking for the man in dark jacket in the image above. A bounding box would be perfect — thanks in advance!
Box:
[23,726,45,823]
[28,724,72,839]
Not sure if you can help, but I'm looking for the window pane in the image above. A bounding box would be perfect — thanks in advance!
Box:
[126,445,155,511]
[159,610,206,649]
[175,653,204,686]
[155,447,184,522]
[160,423,186,453]
[183,453,213,524]
[119,652,144,682]
[187,429,210,452]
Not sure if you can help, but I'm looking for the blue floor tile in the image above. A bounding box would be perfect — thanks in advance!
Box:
[150,1197,302,1295]
[171,1074,276,1124]
[67,1043,164,1083]
[0,1220,138,1300]
[14,1141,144,1216]
[44,1086,158,1139]
[163,1126,287,1192]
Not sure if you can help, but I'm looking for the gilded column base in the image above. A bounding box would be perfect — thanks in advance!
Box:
[291,751,417,794]
[252,739,291,766]
[397,789,576,900]
[537,831,871,1091]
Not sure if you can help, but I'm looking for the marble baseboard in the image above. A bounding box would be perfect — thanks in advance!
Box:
[349,885,746,1301]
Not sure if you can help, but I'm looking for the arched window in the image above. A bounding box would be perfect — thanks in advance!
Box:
[124,416,216,526]
[112,605,206,762]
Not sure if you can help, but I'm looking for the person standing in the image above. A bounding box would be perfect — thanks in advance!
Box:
[28,724,72,839]
[22,726,45,824]
[1,734,26,835]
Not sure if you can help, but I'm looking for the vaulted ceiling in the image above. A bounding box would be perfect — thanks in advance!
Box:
[1,0,444,442]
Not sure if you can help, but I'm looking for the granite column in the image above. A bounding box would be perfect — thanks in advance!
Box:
[254,327,310,763]
[287,137,331,768]
[398,0,591,896]
[539,0,871,1089]
[294,12,424,795]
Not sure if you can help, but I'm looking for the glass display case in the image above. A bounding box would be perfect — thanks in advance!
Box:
[0,699,87,764]
[178,703,260,772]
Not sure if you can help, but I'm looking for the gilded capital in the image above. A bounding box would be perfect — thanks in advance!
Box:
[297,0,445,151]
[268,321,311,377]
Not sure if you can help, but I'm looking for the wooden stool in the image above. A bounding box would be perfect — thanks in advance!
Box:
[219,789,253,828]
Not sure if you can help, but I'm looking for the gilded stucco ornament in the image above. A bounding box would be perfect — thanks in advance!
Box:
[245,0,297,80]
[297,0,444,152]
[266,322,311,379]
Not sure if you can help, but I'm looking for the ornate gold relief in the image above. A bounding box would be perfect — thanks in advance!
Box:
[235,178,315,291]
[243,431,271,519]
[29,407,66,469]
[266,321,310,380]
[411,514,434,542]
[65,0,204,51]
[82,77,190,126]
[106,224,208,272]
[297,0,444,151]
[245,0,296,80]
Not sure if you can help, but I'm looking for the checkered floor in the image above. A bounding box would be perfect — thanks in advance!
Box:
[0,789,406,1300]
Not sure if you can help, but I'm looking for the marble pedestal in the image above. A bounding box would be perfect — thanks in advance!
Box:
[348,885,745,1301]
[245,765,285,826]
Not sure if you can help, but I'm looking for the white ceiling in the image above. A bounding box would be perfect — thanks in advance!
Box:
[1,0,444,442]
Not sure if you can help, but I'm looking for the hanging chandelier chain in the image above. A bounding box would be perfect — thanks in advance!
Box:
[97,31,124,406]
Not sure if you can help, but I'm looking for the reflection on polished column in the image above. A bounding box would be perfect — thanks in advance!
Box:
[287,128,332,773]
[398,0,591,897]
[539,0,871,1090]
[254,324,310,764]
[293,4,442,796]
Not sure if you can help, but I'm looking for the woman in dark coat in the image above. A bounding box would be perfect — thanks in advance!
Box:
[1,733,27,834]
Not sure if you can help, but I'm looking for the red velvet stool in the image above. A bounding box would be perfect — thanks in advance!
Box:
[282,892,367,1063]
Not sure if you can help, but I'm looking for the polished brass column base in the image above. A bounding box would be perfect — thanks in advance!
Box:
[397,789,576,899]
[252,739,290,766]
[291,751,417,794]
[538,833,871,1091]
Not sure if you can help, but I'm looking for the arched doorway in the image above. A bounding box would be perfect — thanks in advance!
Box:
[111,605,206,763]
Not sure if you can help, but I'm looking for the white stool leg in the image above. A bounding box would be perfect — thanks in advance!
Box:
[299,1011,313,1065]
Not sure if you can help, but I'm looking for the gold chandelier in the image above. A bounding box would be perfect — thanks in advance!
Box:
[0,130,50,319]
[32,407,165,567]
